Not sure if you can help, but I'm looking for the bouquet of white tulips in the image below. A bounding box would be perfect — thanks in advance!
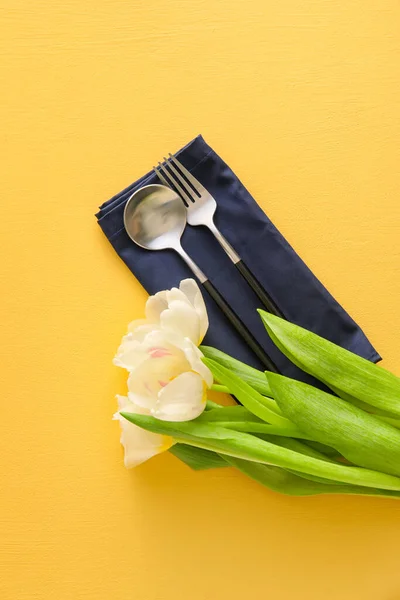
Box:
[114,279,400,498]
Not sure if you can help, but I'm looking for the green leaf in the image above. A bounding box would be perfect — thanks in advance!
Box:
[302,440,342,459]
[203,358,292,428]
[199,406,263,423]
[259,311,400,416]
[199,406,312,436]
[257,434,344,484]
[169,444,227,470]
[200,345,272,397]
[267,372,400,477]
[173,438,400,497]
[206,421,313,439]
[257,434,336,462]
[173,441,398,497]
[172,432,380,494]
[377,415,400,429]
[120,412,400,491]
[173,441,386,496]
[226,457,400,498]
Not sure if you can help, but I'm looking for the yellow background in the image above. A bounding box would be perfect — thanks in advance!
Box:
[1,1,400,599]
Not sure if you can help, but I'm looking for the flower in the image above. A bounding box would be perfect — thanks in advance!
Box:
[114,279,209,359]
[124,328,212,421]
[113,395,173,468]
[146,278,208,345]
[113,279,213,467]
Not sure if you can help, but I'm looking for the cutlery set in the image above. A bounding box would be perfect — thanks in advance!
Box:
[123,153,283,372]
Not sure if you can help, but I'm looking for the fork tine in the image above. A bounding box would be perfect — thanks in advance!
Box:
[162,156,197,204]
[153,165,169,188]
[168,153,205,195]
[156,161,192,207]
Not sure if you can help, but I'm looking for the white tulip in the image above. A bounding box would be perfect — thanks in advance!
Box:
[116,327,212,420]
[113,395,173,468]
[146,278,208,345]
[114,279,208,371]
[113,279,213,467]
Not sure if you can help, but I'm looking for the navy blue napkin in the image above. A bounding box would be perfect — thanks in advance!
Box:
[96,135,380,382]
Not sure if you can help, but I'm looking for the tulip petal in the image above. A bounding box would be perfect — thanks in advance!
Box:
[114,396,173,467]
[166,282,208,343]
[154,372,207,421]
[114,322,160,371]
[160,300,202,344]
[166,286,193,307]
[181,339,213,388]
[113,337,146,371]
[127,352,190,400]
[145,291,168,322]
[179,279,209,342]
[127,319,154,335]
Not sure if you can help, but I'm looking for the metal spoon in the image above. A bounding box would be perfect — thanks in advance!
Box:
[124,184,206,283]
[123,184,279,372]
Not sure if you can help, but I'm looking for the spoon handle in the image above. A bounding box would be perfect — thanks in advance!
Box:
[177,247,207,284]
[202,279,279,373]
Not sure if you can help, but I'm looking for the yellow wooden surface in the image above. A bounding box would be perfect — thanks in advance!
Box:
[1,1,400,599]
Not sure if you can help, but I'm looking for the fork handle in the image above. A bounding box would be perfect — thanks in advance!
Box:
[202,279,279,373]
[235,260,284,318]
[208,223,284,317]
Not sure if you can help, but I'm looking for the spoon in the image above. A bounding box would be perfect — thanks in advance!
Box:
[123,184,279,372]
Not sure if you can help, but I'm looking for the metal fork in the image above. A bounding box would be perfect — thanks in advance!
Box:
[154,153,284,318]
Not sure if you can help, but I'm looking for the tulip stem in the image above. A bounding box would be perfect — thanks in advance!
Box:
[211,384,230,394]
[205,400,223,410]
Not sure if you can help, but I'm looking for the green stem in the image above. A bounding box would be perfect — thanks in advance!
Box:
[205,399,222,410]
[216,421,313,440]
[201,345,273,397]
[211,384,230,394]
[204,358,285,423]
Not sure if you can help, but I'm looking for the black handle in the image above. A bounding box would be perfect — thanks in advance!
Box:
[235,260,285,318]
[202,279,279,373]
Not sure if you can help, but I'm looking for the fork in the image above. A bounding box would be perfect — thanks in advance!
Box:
[154,153,284,318]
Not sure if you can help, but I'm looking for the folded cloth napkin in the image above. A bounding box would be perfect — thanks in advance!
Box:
[96,135,380,383]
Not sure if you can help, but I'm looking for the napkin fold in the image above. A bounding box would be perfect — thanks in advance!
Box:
[96,135,380,382]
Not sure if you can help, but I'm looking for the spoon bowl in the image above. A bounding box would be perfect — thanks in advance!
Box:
[124,184,186,251]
